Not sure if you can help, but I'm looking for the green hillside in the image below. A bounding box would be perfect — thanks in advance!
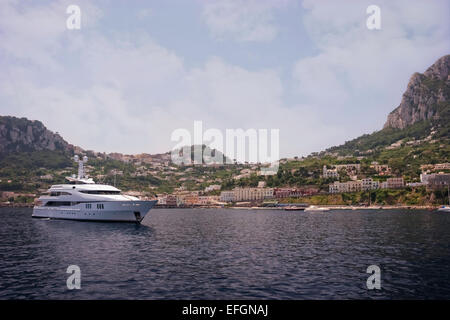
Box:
[1,56,449,205]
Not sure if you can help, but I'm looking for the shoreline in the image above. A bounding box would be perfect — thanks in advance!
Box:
[227,205,437,210]
[0,203,439,210]
[0,203,34,208]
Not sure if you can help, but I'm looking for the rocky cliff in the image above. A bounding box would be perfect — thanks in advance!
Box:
[0,116,73,154]
[384,55,450,129]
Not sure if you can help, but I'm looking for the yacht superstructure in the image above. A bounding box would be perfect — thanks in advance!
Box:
[32,155,157,223]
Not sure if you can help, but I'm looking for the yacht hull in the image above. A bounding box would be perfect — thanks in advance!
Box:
[32,200,157,223]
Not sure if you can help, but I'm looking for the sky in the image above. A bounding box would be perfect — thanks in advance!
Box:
[0,0,449,160]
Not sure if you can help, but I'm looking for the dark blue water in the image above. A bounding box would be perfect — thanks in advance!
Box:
[0,207,449,299]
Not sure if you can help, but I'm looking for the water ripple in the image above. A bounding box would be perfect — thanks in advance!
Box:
[0,208,450,299]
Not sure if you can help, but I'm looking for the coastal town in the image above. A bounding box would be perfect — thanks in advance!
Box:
[2,147,449,208]
[130,160,450,208]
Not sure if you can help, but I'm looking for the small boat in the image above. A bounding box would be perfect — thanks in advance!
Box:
[436,185,450,212]
[304,205,330,212]
[284,206,305,211]
[437,206,450,212]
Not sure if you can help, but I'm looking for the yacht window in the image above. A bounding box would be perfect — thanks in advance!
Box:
[68,181,88,185]
[45,201,72,206]
[50,192,72,196]
[80,190,120,195]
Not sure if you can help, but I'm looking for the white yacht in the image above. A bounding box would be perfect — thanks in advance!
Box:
[32,155,157,223]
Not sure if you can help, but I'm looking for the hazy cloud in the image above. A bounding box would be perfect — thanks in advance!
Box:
[0,0,449,159]
[294,0,450,132]
[201,0,290,42]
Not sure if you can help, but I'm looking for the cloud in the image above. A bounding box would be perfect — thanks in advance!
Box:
[0,0,449,160]
[0,0,101,70]
[137,8,152,20]
[201,0,290,42]
[1,0,340,159]
[293,0,450,132]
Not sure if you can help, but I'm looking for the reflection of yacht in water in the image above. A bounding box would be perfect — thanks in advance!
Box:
[32,155,157,223]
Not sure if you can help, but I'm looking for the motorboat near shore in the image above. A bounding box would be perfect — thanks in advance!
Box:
[284,204,308,211]
[304,205,330,212]
[284,206,305,211]
[32,155,157,223]
[436,186,450,212]
[437,206,450,212]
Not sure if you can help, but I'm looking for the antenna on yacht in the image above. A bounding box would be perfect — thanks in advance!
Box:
[74,155,88,179]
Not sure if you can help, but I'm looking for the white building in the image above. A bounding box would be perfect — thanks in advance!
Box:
[421,173,450,187]
[322,165,339,178]
[361,178,378,191]
[204,184,221,193]
[220,191,235,202]
[330,178,378,193]
[381,177,404,189]
[233,187,274,202]
[329,180,363,193]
